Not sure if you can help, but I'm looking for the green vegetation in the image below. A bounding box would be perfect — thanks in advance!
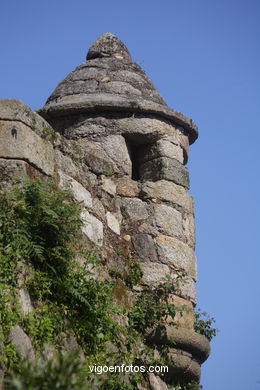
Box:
[128,278,176,333]
[0,177,217,389]
[5,352,91,390]
[0,178,118,361]
[125,261,143,288]
[194,309,218,341]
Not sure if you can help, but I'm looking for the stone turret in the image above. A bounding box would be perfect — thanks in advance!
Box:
[0,34,210,388]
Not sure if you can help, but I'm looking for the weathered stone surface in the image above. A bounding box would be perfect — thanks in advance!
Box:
[39,33,198,145]
[0,99,54,140]
[87,33,132,61]
[140,139,183,164]
[116,177,140,197]
[92,197,106,221]
[106,211,120,235]
[102,81,142,97]
[101,175,117,196]
[166,349,201,381]
[177,132,190,164]
[58,171,92,209]
[83,139,119,175]
[40,94,198,144]
[183,212,196,248]
[138,222,158,236]
[54,149,79,176]
[0,158,28,187]
[121,116,172,144]
[0,120,54,175]
[140,157,189,188]
[55,149,97,189]
[150,325,210,365]
[141,180,194,213]
[100,135,132,175]
[140,262,170,285]
[149,373,168,390]
[10,325,35,361]
[132,234,158,262]
[81,211,103,246]
[176,276,197,303]
[168,295,194,329]
[18,289,34,315]
[155,235,196,279]
[122,198,148,221]
[154,204,183,238]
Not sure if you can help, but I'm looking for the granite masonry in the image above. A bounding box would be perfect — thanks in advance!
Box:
[0,33,210,389]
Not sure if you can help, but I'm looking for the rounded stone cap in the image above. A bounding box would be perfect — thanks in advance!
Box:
[147,324,211,364]
[87,33,132,61]
[39,34,198,144]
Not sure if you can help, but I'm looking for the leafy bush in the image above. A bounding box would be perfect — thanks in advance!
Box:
[194,309,218,341]
[128,278,176,333]
[5,352,91,390]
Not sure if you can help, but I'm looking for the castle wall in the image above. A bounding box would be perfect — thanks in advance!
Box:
[0,99,210,389]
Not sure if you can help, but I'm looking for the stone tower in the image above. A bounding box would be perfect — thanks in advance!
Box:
[0,33,210,389]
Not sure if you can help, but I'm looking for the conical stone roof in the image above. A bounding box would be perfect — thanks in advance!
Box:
[39,33,198,143]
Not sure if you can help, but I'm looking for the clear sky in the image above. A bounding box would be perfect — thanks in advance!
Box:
[1,0,260,389]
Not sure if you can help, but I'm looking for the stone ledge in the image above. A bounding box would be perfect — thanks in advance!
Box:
[0,99,55,141]
[0,120,54,175]
[148,324,210,364]
[38,94,198,144]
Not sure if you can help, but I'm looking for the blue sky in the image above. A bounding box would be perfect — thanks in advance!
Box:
[1,0,260,388]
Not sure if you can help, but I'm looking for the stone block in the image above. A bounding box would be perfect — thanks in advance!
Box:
[83,139,119,175]
[132,234,158,262]
[101,175,116,196]
[18,289,34,315]
[139,157,189,189]
[0,120,54,175]
[116,177,140,197]
[122,198,148,221]
[92,197,106,220]
[100,135,132,175]
[155,325,210,364]
[140,262,170,286]
[58,171,92,209]
[183,212,196,248]
[0,158,28,188]
[155,235,196,279]
[141,180,194,213]
[154,204,183,238]
[149,373,168,390]
[119,116,178,144]
[139,139,184,164]
[178,132,190,164]
[176,276,197,304]
[0,99,54,140]
[81,211,103,246]
[10,325,35,361]
[168,295,195,329]
[106,211,120,235]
